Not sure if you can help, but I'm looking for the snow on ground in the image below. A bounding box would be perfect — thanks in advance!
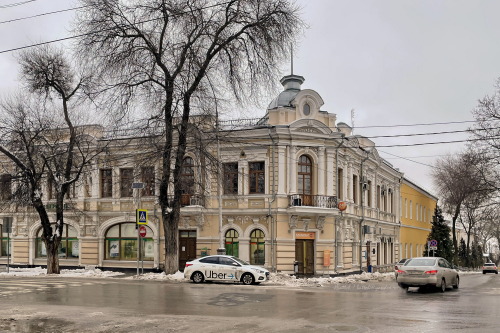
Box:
[0,267,480,287]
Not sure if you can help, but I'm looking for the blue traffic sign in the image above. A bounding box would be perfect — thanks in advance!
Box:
[136,209,148,225]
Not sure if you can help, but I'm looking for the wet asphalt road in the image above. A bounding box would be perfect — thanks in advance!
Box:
[0,273,499,332]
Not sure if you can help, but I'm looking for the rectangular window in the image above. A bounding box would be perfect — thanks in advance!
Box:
[0,174,12,201]
[101,169,113,198]
[367,180,372,207]
[120,168,134,197]
[141,166,155,197]
[337,168,344,200]
[353,175,358,204]
[223,163,238,194]
[249,162,265,194]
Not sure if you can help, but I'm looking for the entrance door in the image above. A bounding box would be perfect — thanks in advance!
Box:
[295,239,314,275]
[179,230,197,271]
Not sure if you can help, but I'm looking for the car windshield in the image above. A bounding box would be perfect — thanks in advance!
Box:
[231,257,250,265]
[406,258,436,267]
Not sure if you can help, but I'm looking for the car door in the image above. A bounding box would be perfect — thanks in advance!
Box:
[438,258,451,286]
[218,257,241,282]
[198,256,220,281]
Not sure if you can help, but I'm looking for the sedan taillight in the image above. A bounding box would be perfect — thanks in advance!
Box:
[424,270,438,275]
[185,263,193,268]
[397,269,406,275]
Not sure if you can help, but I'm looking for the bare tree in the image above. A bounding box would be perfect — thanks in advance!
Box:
[432,150,493,262]
[74,0,304,273]
[0,45,101,274]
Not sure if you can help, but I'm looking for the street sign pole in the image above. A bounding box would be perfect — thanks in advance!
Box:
[133,182,145,276]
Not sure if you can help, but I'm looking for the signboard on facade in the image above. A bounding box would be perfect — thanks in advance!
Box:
[295,231,315,239]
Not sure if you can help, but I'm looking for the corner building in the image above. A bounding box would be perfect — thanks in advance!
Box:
[1,74,406,275]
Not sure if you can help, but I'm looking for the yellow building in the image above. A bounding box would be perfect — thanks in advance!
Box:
[399,178,437,259]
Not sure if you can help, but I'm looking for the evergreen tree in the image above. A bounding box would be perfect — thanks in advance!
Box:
[424,206,454,262]
[458,238,467,266]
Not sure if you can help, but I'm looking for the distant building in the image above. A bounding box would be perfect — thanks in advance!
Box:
[1,73,427,275]
[399,178,437,258]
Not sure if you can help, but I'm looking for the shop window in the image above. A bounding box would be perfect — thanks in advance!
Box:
[101,169,113,198]
[141,166,155,196]
[249,161,265,194]
[1,224,11,257]
[105,223,153,261]
[249,229,265,265]
[223,163,238,194]
[225,229,239,257]
[120,168,134,197]
[36,224,79,259]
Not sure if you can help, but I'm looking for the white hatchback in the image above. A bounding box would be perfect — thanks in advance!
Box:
[184,255,270,285]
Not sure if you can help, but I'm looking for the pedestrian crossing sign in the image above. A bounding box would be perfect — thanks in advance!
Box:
[136,209,148,225]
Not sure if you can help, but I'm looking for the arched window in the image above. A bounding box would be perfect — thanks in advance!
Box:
[36,224,78,259]
[225,229,239,257]
[105,223,154,261]
[249,229,265,265]
[298,155,312,205]
[180,157,195,206]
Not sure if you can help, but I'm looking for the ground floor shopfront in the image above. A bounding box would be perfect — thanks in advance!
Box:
[1,207,400,275]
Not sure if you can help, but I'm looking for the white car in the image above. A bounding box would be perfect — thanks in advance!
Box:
[184,255,270,285]
[396,257,459,292]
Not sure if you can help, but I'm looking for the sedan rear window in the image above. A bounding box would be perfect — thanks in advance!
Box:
[484,263,495,267]
[406,258,436,266]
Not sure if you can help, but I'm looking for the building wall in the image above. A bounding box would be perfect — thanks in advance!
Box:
[399,180,437,258]
[0,74,412,275]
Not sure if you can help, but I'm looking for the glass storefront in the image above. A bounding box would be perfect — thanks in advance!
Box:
[36,224,79,258]
[250,229,265,265]
[105,223,153,261]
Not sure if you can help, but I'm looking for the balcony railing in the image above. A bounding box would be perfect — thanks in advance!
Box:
[289,194,337,208]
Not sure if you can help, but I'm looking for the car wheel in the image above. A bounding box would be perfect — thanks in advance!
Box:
[398,283,408,290]
[191,271,204,283]
[453,276,459,289]
[241,273,255,285]
[440,278,446,293]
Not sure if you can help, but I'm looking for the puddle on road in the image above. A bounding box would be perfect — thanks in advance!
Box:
[0,318,72,332]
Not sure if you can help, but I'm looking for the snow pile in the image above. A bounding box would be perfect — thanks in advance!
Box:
[0,267,124,278]
[268,272,394,287]
[129,271,186,281]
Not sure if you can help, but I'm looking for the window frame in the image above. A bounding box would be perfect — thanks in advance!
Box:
[249,161,265,194]
[223,162,239,195]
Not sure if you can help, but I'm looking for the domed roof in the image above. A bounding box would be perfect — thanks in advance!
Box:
[267,74,305,109]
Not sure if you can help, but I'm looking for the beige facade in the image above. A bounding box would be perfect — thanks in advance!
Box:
[1,74,407,275]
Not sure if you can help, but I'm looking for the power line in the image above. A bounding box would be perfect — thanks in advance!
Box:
[0,6,82,24]
[0,0,36,9]
[353,120,475,129]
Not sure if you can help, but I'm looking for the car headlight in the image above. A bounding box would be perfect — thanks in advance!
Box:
[251,268,266,274]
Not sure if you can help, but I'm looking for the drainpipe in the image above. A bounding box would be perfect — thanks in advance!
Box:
[359,148,371,272]
[334,134,346,272]
[268,127,278,272]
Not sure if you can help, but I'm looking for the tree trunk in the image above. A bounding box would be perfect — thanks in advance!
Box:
[45,239,61,274]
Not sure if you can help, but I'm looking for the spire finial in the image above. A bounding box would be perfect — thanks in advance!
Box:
[291,44,294,75]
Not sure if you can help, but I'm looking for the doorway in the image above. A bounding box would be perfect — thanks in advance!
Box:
[295,239,314,275]
[179,230,196,271]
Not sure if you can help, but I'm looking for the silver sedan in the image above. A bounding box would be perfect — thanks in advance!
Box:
[396,257,460,292]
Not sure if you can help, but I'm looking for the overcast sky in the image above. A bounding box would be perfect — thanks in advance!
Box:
[1,0,500,194]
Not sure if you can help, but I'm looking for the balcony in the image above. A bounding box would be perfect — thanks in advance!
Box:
[289,194,337,208]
